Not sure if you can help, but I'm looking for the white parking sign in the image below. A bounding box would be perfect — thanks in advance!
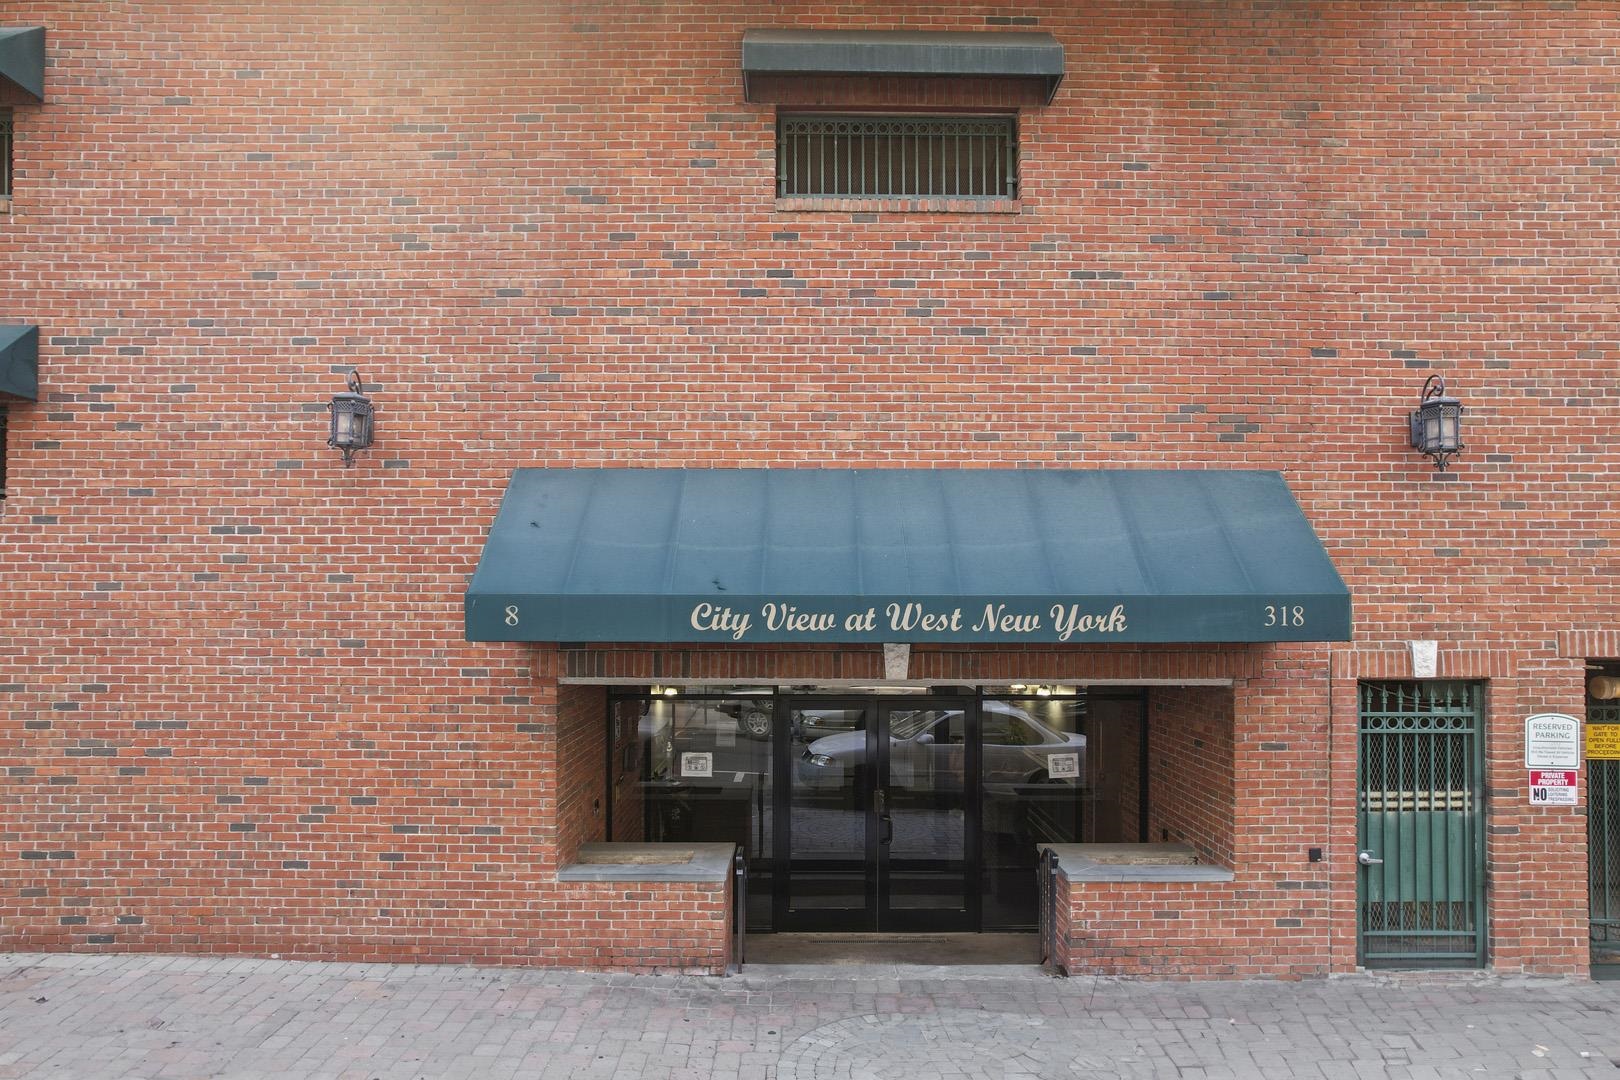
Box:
[1525,714,1580,769]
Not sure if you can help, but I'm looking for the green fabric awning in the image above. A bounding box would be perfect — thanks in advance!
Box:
[465,469,1351,645]
[742,29,1065,105]
[0,324,38,399]
[0,27,45,102]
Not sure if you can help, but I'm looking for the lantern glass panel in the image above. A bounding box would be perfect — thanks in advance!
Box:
[329,395,374,451]
[1439,406,1460,449]
[332,407,355,445]
[1423,409,1442,449]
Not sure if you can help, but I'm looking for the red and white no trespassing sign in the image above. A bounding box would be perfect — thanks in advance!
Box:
[1528,770,1579,805]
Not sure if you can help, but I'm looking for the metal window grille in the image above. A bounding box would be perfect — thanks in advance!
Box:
[0,111,10,199]
[1589,677,1620,975]
[1357,680,1486,967]
[776,115,1018,200]
[0,407,8,498]
[0,113,10,201]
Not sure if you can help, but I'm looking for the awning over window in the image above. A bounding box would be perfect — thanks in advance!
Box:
[0,27,45,102]
[465,469,1351,645]
[742,29,1065,105]
[0,324,38,399]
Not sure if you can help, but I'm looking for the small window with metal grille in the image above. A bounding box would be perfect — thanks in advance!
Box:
[0,407,8,499]
[0,109,11,205]
[776,114,1018,203]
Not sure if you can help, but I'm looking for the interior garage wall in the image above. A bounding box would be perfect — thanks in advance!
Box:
[1089,696,1144,844]
[608,698,647,844]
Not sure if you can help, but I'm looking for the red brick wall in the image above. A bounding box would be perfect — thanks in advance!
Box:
[1483,666,1591,975]
[1060,652,1340,979]
[556,684,607,865]
[1148,688,1235,868]
[2,0,1615,974]
[1061,879,1244,978]
[547,878,733,974]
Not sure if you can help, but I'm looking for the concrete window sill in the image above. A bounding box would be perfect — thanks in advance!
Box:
[556,842,737,883]
[1042,842,1236,884]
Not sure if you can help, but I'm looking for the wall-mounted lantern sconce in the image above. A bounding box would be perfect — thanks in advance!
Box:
[1409,374,1463,471]
[327,370,374,468]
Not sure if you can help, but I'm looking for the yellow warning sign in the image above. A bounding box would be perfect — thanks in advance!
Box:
[1586,725,1620,761]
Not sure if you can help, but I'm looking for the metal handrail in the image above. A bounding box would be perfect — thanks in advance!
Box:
[730,849,747,974]
[1037,847,1064,975]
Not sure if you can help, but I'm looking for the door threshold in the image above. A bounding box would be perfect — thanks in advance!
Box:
[745,932,1038,967]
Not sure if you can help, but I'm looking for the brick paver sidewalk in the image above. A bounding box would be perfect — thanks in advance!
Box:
[2,953,1617,1078]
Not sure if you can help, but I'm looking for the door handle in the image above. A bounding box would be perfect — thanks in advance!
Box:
[1357,850,1383,866]
[874,788,892,845]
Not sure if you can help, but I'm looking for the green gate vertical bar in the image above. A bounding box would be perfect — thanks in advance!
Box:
[1358,680,1485,967]
[1589,687,1620,977]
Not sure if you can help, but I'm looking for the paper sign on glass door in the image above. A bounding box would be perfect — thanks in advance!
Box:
[1047,753,1080,779]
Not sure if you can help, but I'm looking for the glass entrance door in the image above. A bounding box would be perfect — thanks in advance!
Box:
[780,700,872,929]
[881,703,971,928]
[779,699,972,931]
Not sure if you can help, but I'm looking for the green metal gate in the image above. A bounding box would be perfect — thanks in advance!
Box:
[1589,681,1620,978]
[1357,681,1486,967]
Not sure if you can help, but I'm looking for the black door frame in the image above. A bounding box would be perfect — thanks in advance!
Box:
[772,694,870,932]
[772,695,979,932]
[875,697,979,931]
